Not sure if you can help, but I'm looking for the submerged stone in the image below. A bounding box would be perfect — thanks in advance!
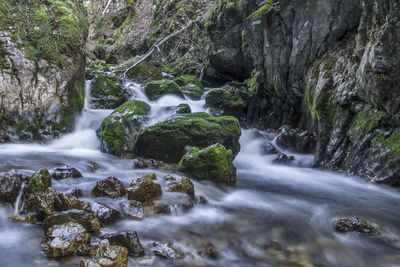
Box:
[335,217,379,235]
[152,242,184,259]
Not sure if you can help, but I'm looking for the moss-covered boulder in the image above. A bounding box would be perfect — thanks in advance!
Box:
[176,103,191,114]
[175,75,204,100]
[126,63,163,83]
[97,100,150,157]
[24,168,52,196]
[205,89,246,117]
[134,112,241,163]
[177,144,236,184]
[144,79,183,100]
[90,73,129,109]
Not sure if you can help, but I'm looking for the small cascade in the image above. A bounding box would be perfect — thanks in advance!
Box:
[14,185,24,216]
[168,204,184,216]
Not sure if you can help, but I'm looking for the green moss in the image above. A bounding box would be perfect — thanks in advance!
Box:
[205,89,246,117]
[112,100,151,117]
[248,0,278,20]
[248,69,260,94]
[374,132,400,157]
[349,105,383,135]
[24,168,52,196]
[126,63,163,82]
[176,103,191,114]
[144,79,183,100]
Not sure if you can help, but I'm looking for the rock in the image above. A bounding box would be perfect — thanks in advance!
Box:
[9,213,38,224]
[81,239,128,267]
[101,231,145,256]
[119,200,144,219]
[50,165,83,180]
[25,188,60,220]
[92,177,126,198]
[87,202,120,225]
[163,175,195,198]
[24,168,51,196]
[43,209,101,233]
[273,153,295,164]
[145,193,194,216]
[205,89,246,117]
[144,79,183,100]
[42,222,91,257]
[134,112,241,163]
[87,161,100,172]
[152,242,184,259]
[56,193,90,211]
[276,128,316,154]
[176,143,237,184]
[262,142,279,155]
[176,103,191,114]
[90,73,129,109]
[133,159,149,169]
[97,100,150,157]
[132,159,164,169]
[175,75,204,100]
[335,217,379,235]
[126,63,163,83]
[0,172,23,203]
[127,178,162,202]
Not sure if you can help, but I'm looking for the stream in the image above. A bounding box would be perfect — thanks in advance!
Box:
[0,77,400,266]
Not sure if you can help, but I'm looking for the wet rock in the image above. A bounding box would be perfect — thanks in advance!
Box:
[152,242,184,259]
[133,159,149,169]
[262,142,279,155]
[175,103,191,114]
[97,100,150,157]
[145,193,194,216]
[144,79,183,100]
[90,73,129,109]
[127,178,162,202]
[50,165,83,180]
[177,143,236,184]
[0,172,23,203]
[175,75,204,100]
[56,193,90,211]
[43,209,101,233]
[92,177,126,198]
[25,188,60,220]
[335,217,379,235]
[205,89,246,117]
[276,127,316,154]
[126,63,163,83]
[9,213,38,224]
[81,239,128,267]
[163,175,195,198]
[101,231,145,256]
[42,222,90,257]
[273,153,295,164]
[71,188,84,198]
[119,200,144,219]
[86,161,100,172]
[134,112,241,163]
[24,168,51,196]
[87,202,120,225]
[139,173,157,181]
[132,159,167,169]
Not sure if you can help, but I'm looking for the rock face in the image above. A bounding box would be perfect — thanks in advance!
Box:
[134,112,241,163]
[0,0,88,142]
[177,144,237,184]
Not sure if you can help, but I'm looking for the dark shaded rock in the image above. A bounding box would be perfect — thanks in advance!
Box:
[0,172,23,203]
[87,202,120,225]
[132,159,165,169]
[134,112,241,163]
[335,217,379,235]
[92,177,126,198]
[262,142,279,155]
[50,165,83,180]
[24,168,51,196]
[273,153,295,164]
[276,128,316,154]
[42,222,90,257]
[56,193,89,211]
[81,239,128,266]
[43,209,101,233]
[127,178,162,202]
[25,188,60,220]
[177,143,236,184]
[133,159,149,169]
[152,242,184,259]
[101,231,145,256]
[163,175,195,198]
[144,79,183,100]
[119,200,144,219]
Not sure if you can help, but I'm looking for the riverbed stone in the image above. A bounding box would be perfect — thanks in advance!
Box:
[134,112,241,163]
[42,222,91,257]
[50,165,83,180]
[92,177,126,198]
[24,168,51,196]
[127,178,162,202]
[43,209,101,233]
[335,217,379,235]
[177,143,237,184]
[87,202,120,225]
[81,239,128,267]
[56,192,90,211]
[101,231,145,256]
[97,100,150,157]
[119,200,144,219]
[0,172,23,203]
[152,242,184,259]
[175,75,204,100]
[163,175,195,198]
[144,79,183,100]
[25,188,60,220]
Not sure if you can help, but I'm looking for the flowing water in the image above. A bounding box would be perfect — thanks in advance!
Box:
[0,78,400,266]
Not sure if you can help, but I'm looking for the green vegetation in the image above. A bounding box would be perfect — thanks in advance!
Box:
[374,132,400,157]
[349,105,384,135]
[248,69,260,94]
[248,0,279,20]
[24,168,52,196]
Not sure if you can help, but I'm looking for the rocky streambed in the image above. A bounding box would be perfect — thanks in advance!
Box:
[0,72,400,267]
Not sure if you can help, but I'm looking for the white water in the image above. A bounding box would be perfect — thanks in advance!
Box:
[0,78,399,266]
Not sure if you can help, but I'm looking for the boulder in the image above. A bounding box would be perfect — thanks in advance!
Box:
[335,217,379,235]
[177,143,236,184]
[126,63,163,83]
[56,193,89,211]
[92,177,126,198]
[0,172,23,203]
[97,100,150,157]
[101,231,145,256]
[42,222,91,257]
[205,89,246,117]
[163,175,195,198]
[43,209,101,233]
[90,73,129,109]
[176,103,191,114]
[144,79,183,100]
[276,127,316,154]
[152,242,184,259]
[134,112,241,163]
[127,178,162,202]
[25,188,60,220]
[24,168,51,196]
[80,239,128,267]
[50,165,83,180]
[119,200,144,219]
[175,75,204,100]
[87,202,120,225]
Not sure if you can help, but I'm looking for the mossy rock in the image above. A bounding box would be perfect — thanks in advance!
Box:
[134,112,241,163]
[177,144,236,184]
[24,168,52,196]
[144,79,183,100]
[126,63,163,83]
[90,73,128,109]
[175,75,204,100]
[176,103,191,114]
[205,89,246,117]
[97,100,151,157]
